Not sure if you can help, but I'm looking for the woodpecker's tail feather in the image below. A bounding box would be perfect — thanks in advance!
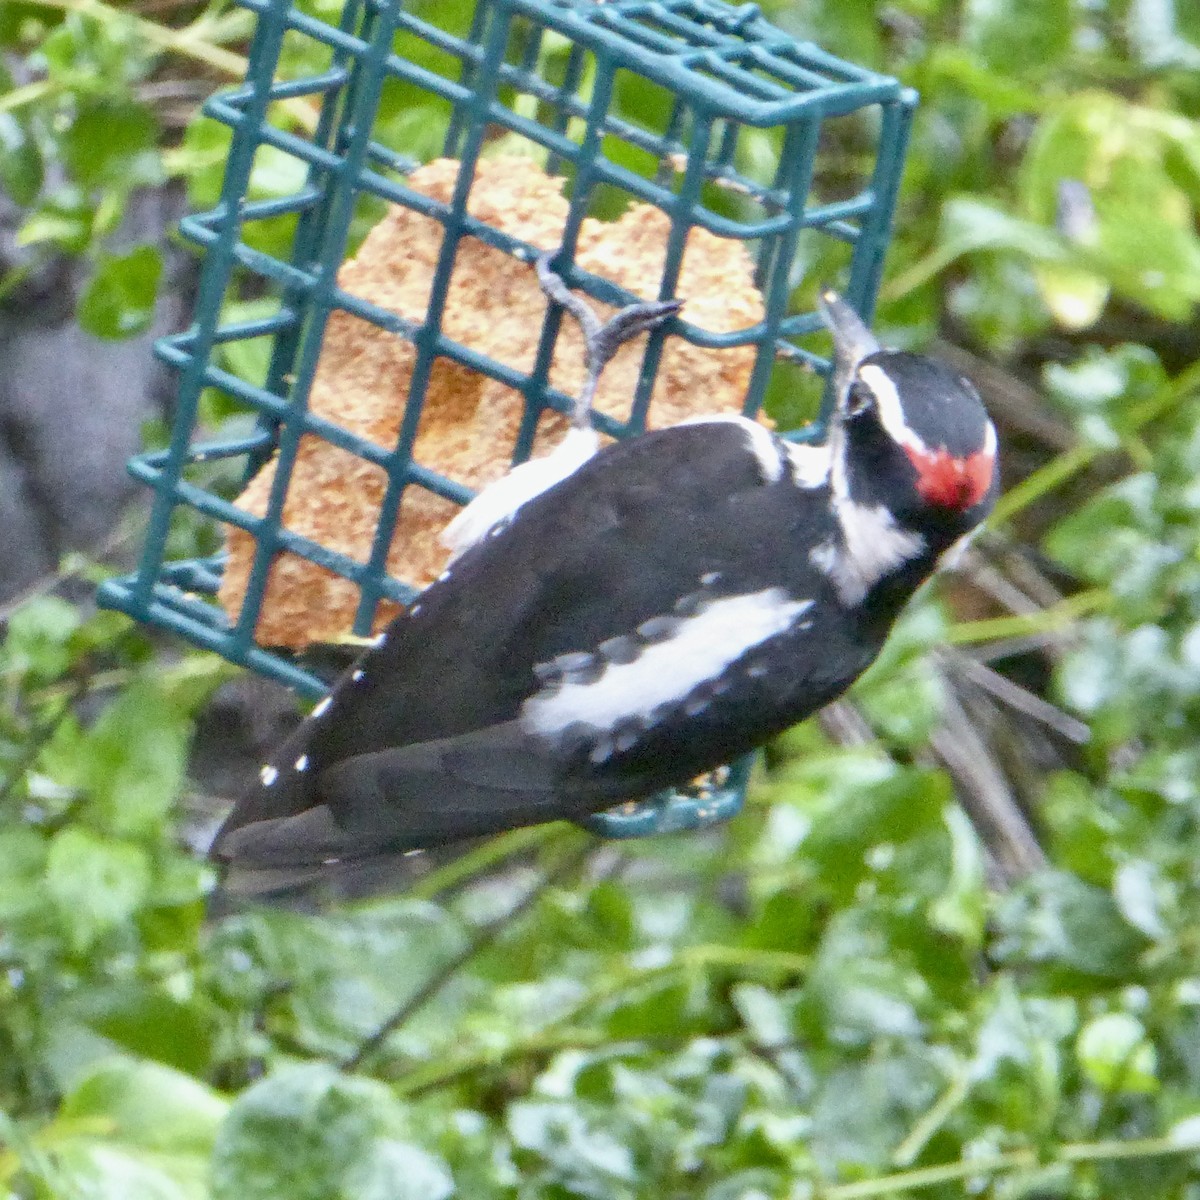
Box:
[206,846,469,913]
[207,721,625,908]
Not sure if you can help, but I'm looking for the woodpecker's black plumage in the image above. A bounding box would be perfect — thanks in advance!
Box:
[211,271,998,901]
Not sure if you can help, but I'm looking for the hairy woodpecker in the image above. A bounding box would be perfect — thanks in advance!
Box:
[210,259,998,900]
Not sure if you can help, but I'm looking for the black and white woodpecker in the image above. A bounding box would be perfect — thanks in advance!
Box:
[210,254,998,900]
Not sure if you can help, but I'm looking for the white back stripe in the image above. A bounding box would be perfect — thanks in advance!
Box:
[784,440,831,487]
[522,589,812,736]
[679,414,786,483]
[441,426,600,560]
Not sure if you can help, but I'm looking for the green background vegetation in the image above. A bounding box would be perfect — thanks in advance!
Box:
[3,0,1200,1196]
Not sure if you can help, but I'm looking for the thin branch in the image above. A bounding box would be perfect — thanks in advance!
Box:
[0,677,87,809]
[817,699,877,747]
[946,590,1105,647]
[957,548,1045,618]
[388,943,810,1097]
[940,649,1090,744]
[821,1130,1200,1199]
[0,522,139,626]
[342,838,596,1072]
[928,691,1046,884]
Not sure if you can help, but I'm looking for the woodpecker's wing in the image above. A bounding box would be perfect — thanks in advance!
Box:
[211,418,837,893]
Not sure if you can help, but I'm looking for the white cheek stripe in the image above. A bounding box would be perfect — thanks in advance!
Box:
[679,414,786,483]
[818,498,926,605]
[441,426,601,561]
[522,588,812,736]
[857,363,925,454]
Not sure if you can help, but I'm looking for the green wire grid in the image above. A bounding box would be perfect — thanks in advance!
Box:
[97,0,916,839]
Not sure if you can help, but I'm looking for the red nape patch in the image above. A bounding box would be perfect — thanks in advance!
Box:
[904,446,994,511]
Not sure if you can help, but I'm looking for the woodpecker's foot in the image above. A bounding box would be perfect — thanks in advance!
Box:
[578,781,746,839]
[536,250,683,423]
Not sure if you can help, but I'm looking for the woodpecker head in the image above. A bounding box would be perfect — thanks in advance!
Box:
[819,291,998,537]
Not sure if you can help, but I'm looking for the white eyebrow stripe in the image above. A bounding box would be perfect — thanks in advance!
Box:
[858,363,927,454]
[521,588,813,737]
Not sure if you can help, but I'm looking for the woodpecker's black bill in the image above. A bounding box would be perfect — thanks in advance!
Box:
[209,268,998,907]
[819,289,880,400]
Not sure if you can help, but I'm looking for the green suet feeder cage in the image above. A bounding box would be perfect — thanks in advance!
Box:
[98,0,916,838]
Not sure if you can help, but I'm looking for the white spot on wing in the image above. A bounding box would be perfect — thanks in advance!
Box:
[312,696,331,719]
[260,765,278,786]
[352,668,365,683]
[680,414,786,483]
[522,589,813,736]
[295,754,309,772]
[441,426,601,561]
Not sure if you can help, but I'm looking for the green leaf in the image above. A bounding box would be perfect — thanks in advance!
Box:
[801,909,929,1046]
[81,678,190,839]
[0,3,59,47]
[205,900,469,1057]
[72,986,216,1075]
[16,195,93,253]
[1076,1012,1159,1093]
[0,827,49,922]
[78,245,162,340]
[508,1099,637,1185]
[809,1050,942,1172]
[60,1059,227,1154]
[1020,92,1200,321]
[962,0,1075,75]
[4,594,82,678]
[211,1064,448,1200]
[44,828,151,951]
[0,112,43,205]
[344,1142,455,1200]
[19,1060,226,1200]
[936,195,1065,267]
[60,99,159,188]
[929,806,987,945]
[991,870,1146,979]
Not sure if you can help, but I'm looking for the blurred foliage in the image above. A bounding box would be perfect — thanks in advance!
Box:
[3,0,1200,1198]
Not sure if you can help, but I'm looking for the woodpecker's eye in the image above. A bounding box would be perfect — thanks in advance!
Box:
[845,381,875,419]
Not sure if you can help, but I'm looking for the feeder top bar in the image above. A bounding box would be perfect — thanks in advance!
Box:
[508,0,905,125]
